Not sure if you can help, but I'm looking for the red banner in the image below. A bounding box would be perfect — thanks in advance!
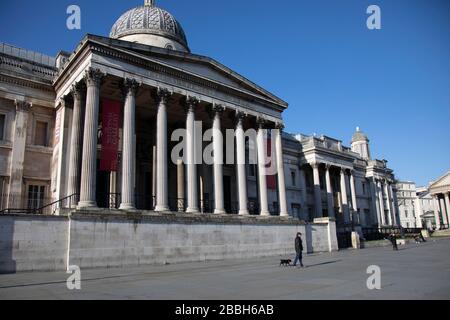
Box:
[100,99,121,172]
[266,137,277,190]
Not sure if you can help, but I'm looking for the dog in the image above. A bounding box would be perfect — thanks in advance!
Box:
[280,259,292,267]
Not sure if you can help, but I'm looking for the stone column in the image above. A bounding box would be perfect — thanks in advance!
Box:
[67,82,86,203]
[177,159,185,212]
[185,97,199,213]
[440,197,449,227]
[445,193,450,227]
[257,119,270,216]
[432,196,441,229]
[350,171,358,223]
[212,105,225,214]
[377,180,386,226]
[383,181,393,226]
[109,171,117,209]
[154,88,171,212]
[388,184,398,226]
[370,178,381,226]
[119,78,140,211]
[299,168,308,219]
[235,112,249,215]
[340,168,350,223]
[325,165,335,218]
[275,124,288,217]
[312,163,323,218]
[78,68,104,209]
[7,100,32,209]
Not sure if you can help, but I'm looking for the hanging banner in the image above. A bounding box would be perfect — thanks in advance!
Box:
[266,134,277,190]
[100,99,121,172]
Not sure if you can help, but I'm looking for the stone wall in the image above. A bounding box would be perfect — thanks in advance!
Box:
[0,212,338,273]
[0,215,68,273]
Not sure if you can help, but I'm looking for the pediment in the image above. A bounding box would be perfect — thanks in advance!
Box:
[87,35,288,108]
[430,171,450,190]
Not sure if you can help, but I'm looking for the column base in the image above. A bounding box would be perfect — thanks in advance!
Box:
[119,204,136,211]
[280,212,290,218]
[260,211,271,217]
[214,209,226,215]
[239,210,249,216]
[155,205,170,212]
[186,208,199,214]
[77,201,98,210]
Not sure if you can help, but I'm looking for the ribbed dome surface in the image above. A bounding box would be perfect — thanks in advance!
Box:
[110,1,189,51]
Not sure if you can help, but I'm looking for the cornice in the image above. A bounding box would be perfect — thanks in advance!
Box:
[54,39,286,113]
[0,73,54,93]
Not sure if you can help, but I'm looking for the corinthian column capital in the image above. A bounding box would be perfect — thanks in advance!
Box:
[14,100,32,112]
[183,96,200,113]
[84,68,105,88]
[121,78,141,97]
[155,87,172,104]
[71,81,86,101]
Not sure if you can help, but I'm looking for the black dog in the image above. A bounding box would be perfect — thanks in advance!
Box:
[280,259,292,267]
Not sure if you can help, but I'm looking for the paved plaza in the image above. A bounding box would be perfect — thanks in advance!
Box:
[0,238,449,300]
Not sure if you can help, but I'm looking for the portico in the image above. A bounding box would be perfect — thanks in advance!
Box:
[53,34,289,218]
[429,171,450,229]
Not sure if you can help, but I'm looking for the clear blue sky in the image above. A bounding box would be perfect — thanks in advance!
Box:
[0,0,449,186]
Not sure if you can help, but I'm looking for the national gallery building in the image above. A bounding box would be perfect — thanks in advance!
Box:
[1,1,400,235]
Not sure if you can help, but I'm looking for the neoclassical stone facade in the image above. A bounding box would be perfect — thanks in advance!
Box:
[429,172,450,230]
[279,128,399,230]
[0,1,402,235]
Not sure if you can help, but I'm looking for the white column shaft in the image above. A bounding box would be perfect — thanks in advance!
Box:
[212,111,225,214]
[257,127,270,216]
[325,167,335,218]
[275,128,288,217]
[155,97,169,212]
[78,71,102,209]
[236,117,249,215]
[119,87,137,210]
[377,181,386,225]
[312,164,323,218]
[433,196,441,229]
[186,107,198,213]
[67,87,84,202]
[340,169,349,223]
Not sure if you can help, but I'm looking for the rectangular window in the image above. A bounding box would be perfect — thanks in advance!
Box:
[362,182,366,195]
[405,210,408,218]
[291,170,296,187]
[0,114,5,141]
[35,121,48,147]
[27,185,46,210]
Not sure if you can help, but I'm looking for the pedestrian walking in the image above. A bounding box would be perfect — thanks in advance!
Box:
[293,233,304,267]
[388,233,399,251]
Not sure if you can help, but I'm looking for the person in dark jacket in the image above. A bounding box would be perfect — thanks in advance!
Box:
[388,233,399,251]
[293,233,304,267]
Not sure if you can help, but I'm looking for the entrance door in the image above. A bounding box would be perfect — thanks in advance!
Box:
[96,166,110,209]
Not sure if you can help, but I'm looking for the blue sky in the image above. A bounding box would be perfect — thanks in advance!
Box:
[0,0,449,186]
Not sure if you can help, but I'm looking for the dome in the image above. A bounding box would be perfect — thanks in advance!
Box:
[352,127,369,143]
[110,0,190,52]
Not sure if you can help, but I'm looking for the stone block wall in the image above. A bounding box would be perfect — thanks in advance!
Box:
[0,212,338,273]
[0,215,68,273]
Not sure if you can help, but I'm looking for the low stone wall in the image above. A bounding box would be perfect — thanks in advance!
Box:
[0,215,68,273]
[0,211,338,273]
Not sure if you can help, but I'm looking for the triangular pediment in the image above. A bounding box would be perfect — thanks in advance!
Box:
[86,35,288,108]
[430,171,450,190]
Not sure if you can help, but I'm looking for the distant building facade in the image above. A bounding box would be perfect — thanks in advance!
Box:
[281,128,400,229]
[395,181,420,228]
